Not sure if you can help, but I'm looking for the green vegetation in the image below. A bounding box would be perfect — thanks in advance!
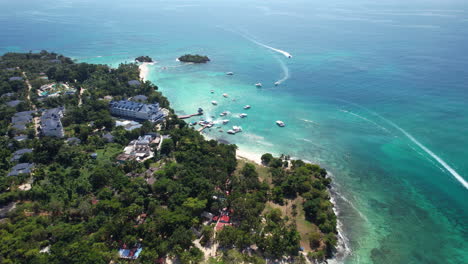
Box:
[178,54,210,63]
[135,56,153,63]
[0,51,337,263]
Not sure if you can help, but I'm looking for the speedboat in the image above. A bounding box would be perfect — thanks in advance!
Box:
[223,93,228,98]
[220,111,228,116]
[232,126,243,133]
[239,113,248,118]
[222,120,229,124]
[211,101,218,105]
[226,72,234,75]
[276,120,285,127]
[244,105,251,110]
[227,129,235,134]
[210,90,214,94]
[255,83,262,88]
[275,81,280,86]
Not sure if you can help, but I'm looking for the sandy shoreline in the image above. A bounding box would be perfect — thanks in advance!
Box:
[201,133,264,165]
[139,62,154,81]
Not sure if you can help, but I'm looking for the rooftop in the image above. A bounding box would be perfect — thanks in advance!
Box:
[128,80,141,86]
[9,76,23,81]
[10,148,33,162]
[5,100,22,107]
[8,163,34,176]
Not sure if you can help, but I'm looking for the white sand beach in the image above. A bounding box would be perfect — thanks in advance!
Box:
[139,62,154,81]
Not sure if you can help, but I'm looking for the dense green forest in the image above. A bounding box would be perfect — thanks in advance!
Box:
[0,51,337,264]
[135,56,153,63]
[178,54,210,63]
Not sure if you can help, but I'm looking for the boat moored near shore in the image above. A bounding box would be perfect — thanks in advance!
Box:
[244,105,251,109]
[211,101,218,105]
[255,83,262,88]
[239,113,248,118]
[276,120,285,127]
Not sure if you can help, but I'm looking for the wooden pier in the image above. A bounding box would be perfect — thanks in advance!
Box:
[178,113,202,119]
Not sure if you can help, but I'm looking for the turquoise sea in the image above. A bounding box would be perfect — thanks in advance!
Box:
[1,0,467,263]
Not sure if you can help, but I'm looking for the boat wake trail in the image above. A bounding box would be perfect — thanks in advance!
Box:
[339,99,468,189]
[218,26,292,85]
[276,57,289,84]
[340,109,390,133]
[242,33,292,58]
[384,118,468,189]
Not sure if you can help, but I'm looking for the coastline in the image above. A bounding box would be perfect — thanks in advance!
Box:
[200,132,348,262]
[139,62,154,81]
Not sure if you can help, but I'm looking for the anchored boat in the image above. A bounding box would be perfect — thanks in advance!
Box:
[276,120,285,127]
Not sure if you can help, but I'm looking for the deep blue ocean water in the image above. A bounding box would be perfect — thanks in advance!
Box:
[1,0,467,263]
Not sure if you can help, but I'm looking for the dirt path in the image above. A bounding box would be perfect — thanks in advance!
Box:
[21,70,41,136]
[78,87,86,106]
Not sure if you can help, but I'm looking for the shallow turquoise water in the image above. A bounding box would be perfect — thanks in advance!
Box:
[1,0,467,263]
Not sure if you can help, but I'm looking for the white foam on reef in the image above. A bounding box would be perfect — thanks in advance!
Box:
[339,99,468,190]
[329,188,353,263]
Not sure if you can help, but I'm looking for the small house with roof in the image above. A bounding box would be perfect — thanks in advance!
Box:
[11,110,35,133]
[128,80,141,87]
[66,137,81,145]
[102,133,114,143]
[10,148,33,162]
[5,100,22,107]
[132,95,148,102]
[7,163,34,176]
[13,135,28,142]
[9,76,23,81]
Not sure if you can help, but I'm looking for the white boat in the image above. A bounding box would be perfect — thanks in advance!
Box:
[244,105,251,110]
[220,111,228,116]
[223,93,228,98]
[226,72,234,75]
[232,126,243,133]
[227,129,235,134]
[255,83,262,88]
[211,101,218,105]
[275,81,280,86]
[222,120,229,124]
[276,120,285,127]
[239,113,248,118]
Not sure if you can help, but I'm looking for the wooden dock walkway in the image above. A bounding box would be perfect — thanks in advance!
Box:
[178,113,202,119]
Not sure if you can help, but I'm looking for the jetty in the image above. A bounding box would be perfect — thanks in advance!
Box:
[178,108,204,119]
[179,113,202,119]
[198,124,210,132]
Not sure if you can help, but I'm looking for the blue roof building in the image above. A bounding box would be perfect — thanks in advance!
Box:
[5,100,22,107]
[40,107,65,138]
[7,163,34,176]
[9,76,23,81]
[110,100,165,122]
[10,149,33,162]
[128,80,141,86]
[11,111,35,132]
